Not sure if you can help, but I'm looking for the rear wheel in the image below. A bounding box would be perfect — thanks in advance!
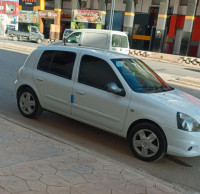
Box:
[128,123,166,162]
[13,36,18,41]
[17,88,42,118]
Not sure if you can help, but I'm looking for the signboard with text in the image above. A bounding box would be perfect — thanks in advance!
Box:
[18,11,37,23]
[73,9,102,24]
[19,0,37,6]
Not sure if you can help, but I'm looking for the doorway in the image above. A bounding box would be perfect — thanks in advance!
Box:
[43,19,54,39]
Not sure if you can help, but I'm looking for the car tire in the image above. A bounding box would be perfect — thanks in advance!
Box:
[17,87,42,118]
[36,39,42,44]
[13,36,18,41]
[128,122,166,162]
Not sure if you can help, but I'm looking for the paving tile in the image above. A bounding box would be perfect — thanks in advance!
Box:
[130,178,155,188]
[0,187,10,194]
[71,183,111,194]
[0,167,12,176]
[47,186,71,194]
[0,176,30,193]
[26,181,46,192]
[125,181,146,193]
[103,164,123,172]
[93,169,124,186]
[29,164,57,175]
[40,174,71,187]
[121,169,144,181]
[56,169,87,184]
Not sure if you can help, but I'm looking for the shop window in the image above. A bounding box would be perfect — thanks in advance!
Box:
[6,4,13,13]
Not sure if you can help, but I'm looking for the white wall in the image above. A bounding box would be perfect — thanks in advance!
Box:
[177,5,187,15]
[170,0,180,14]
[196,0,200,16]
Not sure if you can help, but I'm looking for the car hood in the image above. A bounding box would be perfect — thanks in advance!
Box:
[149,89,200,122]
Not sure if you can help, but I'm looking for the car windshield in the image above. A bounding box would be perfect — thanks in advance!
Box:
[111,58,173,93]
[64,30,73,36]
[112,34,128,48]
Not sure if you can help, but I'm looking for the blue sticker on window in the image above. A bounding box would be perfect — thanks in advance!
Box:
[116,61,123,67]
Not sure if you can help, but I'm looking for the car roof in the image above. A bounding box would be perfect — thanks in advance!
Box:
[71,29,128,35]
[37,46,137,60]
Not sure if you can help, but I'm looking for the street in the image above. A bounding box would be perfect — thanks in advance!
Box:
[0,48,200,192]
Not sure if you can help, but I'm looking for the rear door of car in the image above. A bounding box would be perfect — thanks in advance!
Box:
[32,49,77,115]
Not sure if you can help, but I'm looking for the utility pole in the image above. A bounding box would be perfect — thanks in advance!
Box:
[0,0,2,36]
[108,0,115,30]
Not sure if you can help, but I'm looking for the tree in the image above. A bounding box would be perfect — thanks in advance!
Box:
[75,23,85,29]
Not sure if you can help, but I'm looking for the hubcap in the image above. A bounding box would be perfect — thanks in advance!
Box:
[19,92,36,114]
[133,129,159,158]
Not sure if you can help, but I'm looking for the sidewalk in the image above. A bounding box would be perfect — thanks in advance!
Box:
[0,115,197,194]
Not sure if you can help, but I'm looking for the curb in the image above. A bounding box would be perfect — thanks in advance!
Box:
[129,49,200,68]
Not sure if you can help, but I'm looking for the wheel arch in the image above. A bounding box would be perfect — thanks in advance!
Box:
[127,119,168,150]
[17,85,38,99]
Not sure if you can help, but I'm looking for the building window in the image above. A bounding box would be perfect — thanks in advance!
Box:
[180,0,188,6]
[6,4,14,13]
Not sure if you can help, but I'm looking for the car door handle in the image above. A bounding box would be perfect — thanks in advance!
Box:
[36,77,44,81]
[76,90,85,95]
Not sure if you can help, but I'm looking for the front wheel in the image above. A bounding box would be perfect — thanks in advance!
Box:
[36,38,42,44]
[17,88,42,118]
[128,123,166,162]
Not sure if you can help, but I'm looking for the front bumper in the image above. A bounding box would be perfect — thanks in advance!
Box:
[164,125,200,157]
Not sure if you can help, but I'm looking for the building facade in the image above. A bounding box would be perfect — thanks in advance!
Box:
[0,0,19,36]
[18,0,200,57]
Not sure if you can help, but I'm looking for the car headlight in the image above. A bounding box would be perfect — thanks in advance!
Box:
[177,112,200,132]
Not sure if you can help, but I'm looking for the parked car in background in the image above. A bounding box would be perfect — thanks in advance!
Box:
[50,29,74,46]
[15,46,200,162]
[64,29,130,54]
[7,26,44,44]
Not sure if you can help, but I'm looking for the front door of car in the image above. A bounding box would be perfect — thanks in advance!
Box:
[72,54,131,132]
[65,32,82,47]
[33,50,76,115]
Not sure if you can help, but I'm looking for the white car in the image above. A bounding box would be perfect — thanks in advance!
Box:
[14,46,200,162]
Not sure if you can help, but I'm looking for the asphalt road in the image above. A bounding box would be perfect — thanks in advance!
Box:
[1,49,200,192]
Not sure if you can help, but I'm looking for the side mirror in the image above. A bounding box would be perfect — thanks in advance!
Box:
[63,38,66,45]
[106,82,125,96]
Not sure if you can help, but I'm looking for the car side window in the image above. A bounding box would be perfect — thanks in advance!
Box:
[37,50,76,79]
[66,32,81,43]
[78,55,123,91]
[38,50,54,71]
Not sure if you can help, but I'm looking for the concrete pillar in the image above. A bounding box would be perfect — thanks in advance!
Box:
[71,0,81,29]
[123,0,135,47]
[153,0,169,53]
[179,0,198,56]
[53,0,63,40]
[99,0,107,29]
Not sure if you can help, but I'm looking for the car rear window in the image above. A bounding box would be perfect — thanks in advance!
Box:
[112,34,128,48]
